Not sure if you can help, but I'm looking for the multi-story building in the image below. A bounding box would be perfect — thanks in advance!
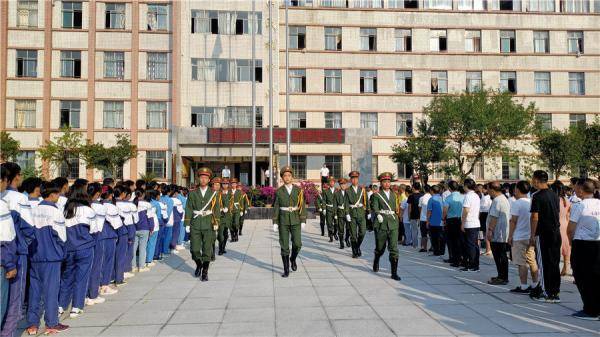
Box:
[2,0,599,186]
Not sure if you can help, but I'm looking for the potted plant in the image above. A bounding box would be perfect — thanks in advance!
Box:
[260,186,276,207]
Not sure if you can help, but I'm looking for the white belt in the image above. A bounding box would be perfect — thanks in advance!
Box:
[280,206,299,212]
[379,210,395,215]
[193,210,213,218]
[326,204,334,208]
[337,206,345,210]
[350,204,364,208]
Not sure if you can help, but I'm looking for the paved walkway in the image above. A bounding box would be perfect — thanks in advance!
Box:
[25,219,598,337]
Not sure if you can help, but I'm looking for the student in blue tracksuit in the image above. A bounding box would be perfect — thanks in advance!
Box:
[52,177,69,213]
[59,186,96,318]
[0,162,35,337]
[0,194,17,331]
[86,183,107,305]
[132,189,151,272]
[177,188,188,246]
[25,182,69,335]
[169,186,184,254]
[146,190,162,266]
[154,195,168,261]
[101,187,120,293]
[115,188,136,279]
[160,185,174,255]
[19,177,43,208]
[112,186,130,286]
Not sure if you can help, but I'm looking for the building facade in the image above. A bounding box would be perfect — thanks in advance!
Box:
[1,0,599,185]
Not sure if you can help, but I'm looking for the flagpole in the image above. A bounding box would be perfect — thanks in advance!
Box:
[251,0,257,188]
[285,0,290,166]
[268,0,274,187]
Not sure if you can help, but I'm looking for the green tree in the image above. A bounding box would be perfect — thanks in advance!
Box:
[390,120,451,185]
[37,127,84,176]
[570,120,600,178]
[81,134,137,179]
[424,88,537,181]
[534,129,575,180]
[1,131,20,162]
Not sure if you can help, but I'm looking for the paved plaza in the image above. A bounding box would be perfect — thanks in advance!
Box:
[25,219,599,337]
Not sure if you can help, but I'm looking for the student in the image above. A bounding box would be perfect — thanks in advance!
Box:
[160,185,174,255]
[0,182,17,332]
[478,184,492,255]
[20,177,43,208]
[401,187,412,246]
[0,162,35,337]
[99,186,119,295]
[112,186,131,286]
[132,189,151,272]
[443,181,464,267]
[176,188,188,248]
[116,188,136,279]
[59,187,96,318]
[407,183,423,249]
[52,177,69,212]
[461,178,481,272]
[154,195,169,261]
[169,186,184,254]
[426,185,445,256]
[86,183,107,305]
[146,190,162,266]
[485,182,511,285]
[418,185,432,252]
[25,182,69,334]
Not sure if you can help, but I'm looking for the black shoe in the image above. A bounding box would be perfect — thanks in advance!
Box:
[351,243,358,258]
[390,258,401,281]
[334,233,339,241]
[373,254,380,273]
[201,262,209,282]
[450,263,460,268]
[419,248,427,253]
[428,247,433,252]
[290,250,298,272]
[281,255,290,278]
[510,286,531,294]
[545,294,561,303]
[357,247,362,257]
[443,259,451,263]
[239,230,243,236]
[571,310,600,321]
[329,235,333,242]
[194,261,202,277]
[529,284,543,300]
[345,238,351,247]
[339,242,344,249]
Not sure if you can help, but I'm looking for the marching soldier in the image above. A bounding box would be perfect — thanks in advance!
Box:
[335,178,349,249]
[314,188,326,236]
[230,178,242,239]
[322,176,338,242]
[238,184,250,236]
[370,172,401,281]
[272,166,307,278]
[218,178,233,255]
[345,171,369,258]
[184,168,220,282]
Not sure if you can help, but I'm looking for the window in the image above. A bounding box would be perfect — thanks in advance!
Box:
[325,112,342,128]
[325,155,342,178]
[236,59,262,82]
[62,2,82,29]
[289,69,306,93]
[147,4,169,31]
[60,153,80,179]
[568,31,584,54]
[465,30,481,52]
[324,69,341,93]
[429,29,447,52]
[389,0,419,8]
[534,72,551,94]
[395,29,412,52]
[533,31,550,53]
[235,12,262,35]
[16,50,37,77]
[526,0,554,11]
[103,101,124,129]
[372,156,378,178]
[325,27,342,51]
[192,58,261,82]
[431,71,448,94]
[191,10,209,33]
[360,70,377,93]
[17,0,38,27]
[423,0,453,9]
[360,28,377,51]
[397,163,413,179]
[224,106,263,127]
[60,51,81,78]
[560,0,590,12]
[500,30,516,53]
[466,71,482,93]
[191,11,261,35]
[191,107,216,127]
[321,0,348,7]
[500,71,517,93]
[290,112,307,128]
[288,0,314,6]
[147,52,168,80]
[290,155,306,180]
[14,100,36,128]
[15,151,35,171]
[502,156,519,180]
[59,101,80,128]
[458,0,487,9]
[147,102,167,129]
[146,151,166,179]
[536,113,552,131]
[569,72,585,95]
[105,3,126,29]
[353,0,383,7]
[495,0,521,10]
[395,70,412,93]
[289,26,306,49]
[569,113,586,128]
[104,52,124,79]
[396,113,413,136]
[360,112,378,136]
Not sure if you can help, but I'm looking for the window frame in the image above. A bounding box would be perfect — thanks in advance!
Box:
[147,52,169,80]
[395,70,413,94]
[289,26,306,49]
[500,71,517,93]
[102,101,124,129]
[396,112,413,136]
[14,99,36,129]
[59,100,81,128]
[324,112,342,129]
[62,1,83,29]
[360,28,377,51]
[16,49,37,78]
[466,71,482,93]
[360,112,378,136]
[146,151,166,179]
[324,69,342,93]
[500,30,516,53]
[16,0,38,28]
[290,155,307,180]
[147,3,169,31]
[289,69,306,93]
[431,71,448,94]
[60,50,82,78]
[146,101,167,129]
[324,27,342,51]
[103,51,125,79]
[105,3,126,29]
[360,70,377,94]
[568,72,585,95]
[465,30,481,52]
[290,111,307,129]
[534,72,551,95]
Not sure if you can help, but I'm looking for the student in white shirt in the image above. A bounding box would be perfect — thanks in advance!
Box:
[478,184,492,255]
[418,186,431,253]
[461,179,481,272]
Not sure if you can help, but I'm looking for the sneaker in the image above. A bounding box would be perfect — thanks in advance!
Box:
[546,294,561,303]
[531,293,547,302]
[171,249,180,255]
[488,278,508,285]
[115,281,128,287]
[58,307,64,315]
[26,326,38,335]
[460,267,470,272]
[571,310,600,321]
[467,268,480,273]
[124,272,134,279]
[85,297,96,306]
[529,285,543,300]
[45,323,69,334]
[93,296,106,304]
[147,261,156,267]
[176,245,185,250]
[100,286,118,295]
[138,267,150,273]
[510,286,531,294]
[69,308,83,318]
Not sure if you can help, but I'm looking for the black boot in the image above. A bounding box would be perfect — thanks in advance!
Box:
[333,232,339,241]
[239,225,243,236]
[222,239,227,254]
[217,241,224,255]
[229,229,235,242]
[373,253,381,272]
[351,242,358,258]
[201,261,209,282]
[357,237,363,256]
[281,255,290,278]
[339,240,344,249]
[211,243,216,261]
[391,258,401,281]
[290,249,298,272]
[194,260,202,277]
[329,234,333,242]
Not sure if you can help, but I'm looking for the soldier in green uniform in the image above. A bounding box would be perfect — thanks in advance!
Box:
[272,166,307,278]
[334,178,349,249]
[314,188,326,236]
[230,178,242,240]
[218,178,233,255]
[345,171,369,258]
[210,177,221,262]
[237,184,250,236]
[184,168,220,282]
[370,172,401,281]
[322,176,338,242]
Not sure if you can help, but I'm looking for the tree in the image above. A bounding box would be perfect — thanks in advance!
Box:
[37,127,84,176]
[81,134,137,179]
[424,88,537,181]
[534,129,575,180]
[1,131,20,162]
[390,120,451,185]
[570,120,600,178]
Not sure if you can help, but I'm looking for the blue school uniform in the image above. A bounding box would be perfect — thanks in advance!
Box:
[169,197,184,250]
[88,201,106,299]
[153,201,168,260]
[26,200,66,329]
[1,199,17,326]
[160,195,174,254]
[177,194,187,244]
[103,203,124,285]
[145,200,161,263]
[116,201,136,273]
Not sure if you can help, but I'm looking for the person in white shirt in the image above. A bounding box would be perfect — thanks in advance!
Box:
[567,178,600,320]
[320,164,330,187]
[418,186,432,252]
[461,179,481,272]
[478,184,492,255]
[221,166,231,179]
[508,180,539,293]
[401,186,413,246]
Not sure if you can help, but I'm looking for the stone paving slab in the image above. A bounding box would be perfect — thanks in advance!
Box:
[19,219,599,337]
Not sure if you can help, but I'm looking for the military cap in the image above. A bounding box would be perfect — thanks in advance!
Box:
[198,167,212,178]
[338,178,348,184]
[280,165,293,177]
[230,178,238,184]
[349,171,360,178]
[328,176,336,182]
[221,178,230,184]
[378,172,393,181]
[211,177,221,184]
